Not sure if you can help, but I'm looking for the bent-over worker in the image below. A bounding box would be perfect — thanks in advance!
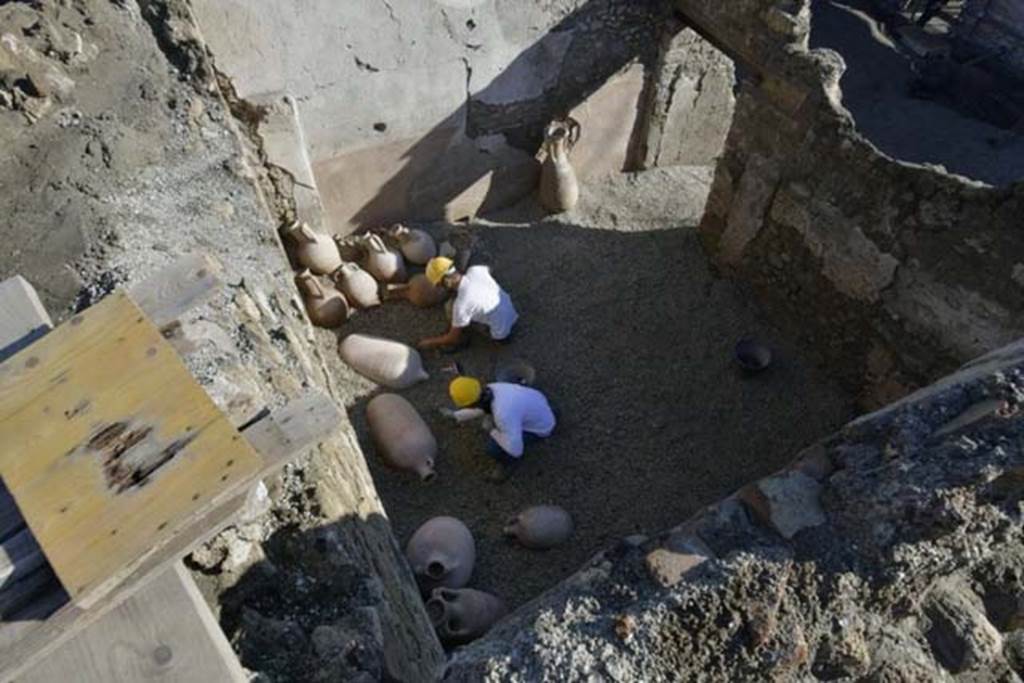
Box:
[441,376,556,481]
[417,257,518,351]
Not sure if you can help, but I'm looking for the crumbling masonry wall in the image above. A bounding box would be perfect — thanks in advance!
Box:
[680,0,1024,406]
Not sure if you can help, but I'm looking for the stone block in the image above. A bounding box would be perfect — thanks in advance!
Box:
[761,7,804,38]
[887,267,1023,361]
[776,195,899,303]
[759,75,808,116]
[252,92,324,229]
[719,154,780,265]
[645,534,713,588]
[739,470,826,539]
[646,28,736,168]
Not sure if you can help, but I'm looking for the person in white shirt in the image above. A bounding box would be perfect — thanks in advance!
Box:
[417,257,518,351]
[441,375,556,481]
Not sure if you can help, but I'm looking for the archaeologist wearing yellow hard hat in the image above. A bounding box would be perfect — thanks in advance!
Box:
[440,376,556,481]
[417,257,518,351]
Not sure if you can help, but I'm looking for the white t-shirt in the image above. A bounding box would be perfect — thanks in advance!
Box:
[451,266,518,340]
[488,383,556,458]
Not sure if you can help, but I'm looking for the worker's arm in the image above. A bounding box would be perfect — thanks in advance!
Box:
[437,407,485,424]
[455,408,486,423]
[417,324,465,350]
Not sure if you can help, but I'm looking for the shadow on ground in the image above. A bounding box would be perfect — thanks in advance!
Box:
[216,514,398,682]
[321,171,854,612]
[810,0,1024,185]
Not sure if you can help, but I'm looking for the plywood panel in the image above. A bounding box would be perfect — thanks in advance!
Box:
[0,391,342,681]
[17,563,246,683]
[0,292,261,607]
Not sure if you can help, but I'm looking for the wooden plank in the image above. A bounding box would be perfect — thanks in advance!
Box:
[0,292,263,608]
[241,392,342,461]
[0,392,341,682]
[0,276,52,615]
[127,253,223,330]
[0,277,52,363]
[17,563,246,683]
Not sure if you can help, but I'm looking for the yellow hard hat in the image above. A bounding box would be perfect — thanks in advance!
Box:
[449,376,482,408]
[425,256,455,286]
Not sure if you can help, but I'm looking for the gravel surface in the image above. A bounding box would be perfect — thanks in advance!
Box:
[319,167,854,613]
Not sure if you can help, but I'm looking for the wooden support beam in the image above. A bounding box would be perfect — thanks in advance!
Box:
[0,392,342,682]
[127,253,223,330]
[18,563,246,683]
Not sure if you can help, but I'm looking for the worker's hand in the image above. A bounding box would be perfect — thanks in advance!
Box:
[480,415,494,432]
[417,338,435,350]
[437,407,457,421]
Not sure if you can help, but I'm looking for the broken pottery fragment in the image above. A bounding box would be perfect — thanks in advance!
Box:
[295,270,349,328]
[538,117,580,213]
[338,333,428,389]
[367,393,437,481]
[360,233,407,283]
[332,262,380,309]
[284,221,342,275]
[503,505,573,550]
[406,516,475,593]
[735,336,772,373]
[426,587,506,645]
[387,224,437,265]
[384,274,447,308]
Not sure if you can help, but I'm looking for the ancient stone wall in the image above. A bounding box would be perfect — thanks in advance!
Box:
[640,23,737,169]
[679,0,1024,406]
[188,0,735,233]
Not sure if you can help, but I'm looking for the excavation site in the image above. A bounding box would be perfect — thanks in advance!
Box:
[0,1,1023,682]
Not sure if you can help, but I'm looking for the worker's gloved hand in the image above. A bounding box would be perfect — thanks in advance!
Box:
[480,415,495,432]
[437,407,457,421]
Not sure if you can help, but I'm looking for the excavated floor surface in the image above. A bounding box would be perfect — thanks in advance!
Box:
[320,167,855,613]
